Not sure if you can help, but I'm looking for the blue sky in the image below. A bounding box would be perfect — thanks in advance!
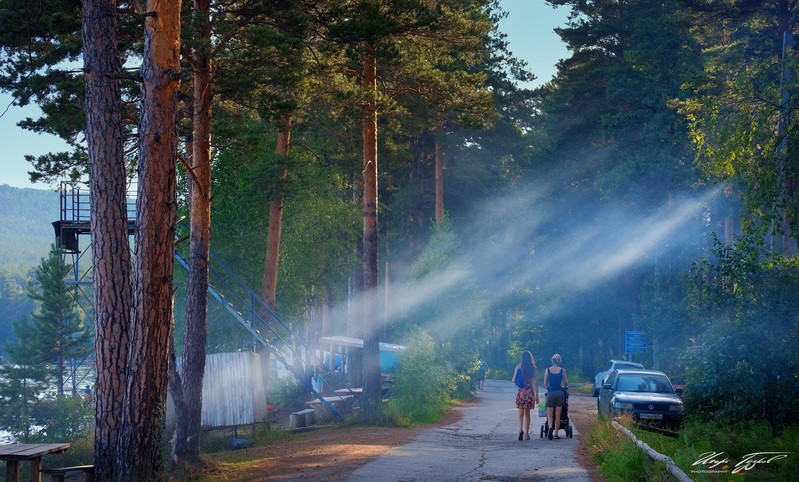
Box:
[0,1,569,190]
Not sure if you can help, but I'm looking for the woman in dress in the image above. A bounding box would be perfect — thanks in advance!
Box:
[511,351,539,440]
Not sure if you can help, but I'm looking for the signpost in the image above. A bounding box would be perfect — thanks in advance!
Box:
[625,331,647,361]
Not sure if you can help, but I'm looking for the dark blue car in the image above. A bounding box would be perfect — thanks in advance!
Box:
[597,369,684,430]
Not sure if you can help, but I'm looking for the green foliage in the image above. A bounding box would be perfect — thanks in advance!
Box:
[0,267,36,358]
[679,1,799,242]
[29,394,93,442]
[684,236,799,427]
[268,374,308,413]
[45,430,93,468]
[586,418,670,482]
[623,419,799,482]
[250,424,297,445]
[26,245,92,394]
[0,357,49,442]
[388,329,454,424]
[342,405,401,427]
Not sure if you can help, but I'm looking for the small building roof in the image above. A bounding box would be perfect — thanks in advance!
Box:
[318,335,406,352]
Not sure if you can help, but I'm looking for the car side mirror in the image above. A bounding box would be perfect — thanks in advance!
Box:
[675,387,684,396]
[602,383,612,390]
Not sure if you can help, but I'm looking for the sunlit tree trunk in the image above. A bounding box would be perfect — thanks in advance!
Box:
[173,0,212,464]
[81,0,131,478]
[261,116,291,311]
[118,0,181,477]
[361,40,381,411]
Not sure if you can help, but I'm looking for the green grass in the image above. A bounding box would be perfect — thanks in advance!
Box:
[569,382,593,396]
[586,415,673,481]
[588,416,799,482]
[630,419,798,481]
[198,423,297,454]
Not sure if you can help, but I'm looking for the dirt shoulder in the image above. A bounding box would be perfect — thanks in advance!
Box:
[567,390,606,482]
[170,407,465,481]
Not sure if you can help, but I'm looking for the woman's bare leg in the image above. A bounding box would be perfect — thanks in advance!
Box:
[523,408,531,436]
[554,406,562,437]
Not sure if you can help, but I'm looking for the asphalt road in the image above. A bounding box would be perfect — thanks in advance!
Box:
[346,379,592,481]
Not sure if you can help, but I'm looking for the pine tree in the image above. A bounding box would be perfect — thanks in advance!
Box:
[26,245,91,395]
[0,317,52,442]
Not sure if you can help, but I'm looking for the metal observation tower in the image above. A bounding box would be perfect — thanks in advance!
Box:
[51,182,354,417]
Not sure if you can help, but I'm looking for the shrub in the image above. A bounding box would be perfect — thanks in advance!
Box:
[388,329,454,424]
[30,394,93,442]
[268,374,308,413]
[685,238,799,428]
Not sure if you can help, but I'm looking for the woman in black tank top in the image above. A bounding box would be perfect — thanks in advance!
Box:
[543,353,569,439]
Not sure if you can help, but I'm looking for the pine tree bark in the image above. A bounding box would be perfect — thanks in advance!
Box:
[434,124,444,227]
[173,0,212,463]
[81,1,131,479]
[261,116,291,311]
[117,0,181,477]
[361,40,381,411]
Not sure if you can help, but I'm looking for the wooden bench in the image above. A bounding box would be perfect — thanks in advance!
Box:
[40,465,94,482]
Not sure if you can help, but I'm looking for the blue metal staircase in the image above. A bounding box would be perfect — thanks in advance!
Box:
[173,220,355,419]
[54,182,355,418]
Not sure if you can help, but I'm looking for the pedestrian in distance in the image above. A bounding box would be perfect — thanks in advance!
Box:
[512,351,539,440]
[477,358,487,390]
[543,353,568,440]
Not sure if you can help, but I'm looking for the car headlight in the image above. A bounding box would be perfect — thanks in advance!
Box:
[613,401,633,410]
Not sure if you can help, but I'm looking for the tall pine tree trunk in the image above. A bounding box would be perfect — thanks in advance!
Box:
[434,124,444,227]
[173,0,212,463]
[361,40,381,411]
[81,1,131,479]
[261,116,291,311]
[118,0,181,477]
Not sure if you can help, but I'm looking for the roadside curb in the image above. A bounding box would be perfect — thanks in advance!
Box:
[611,420,693,482]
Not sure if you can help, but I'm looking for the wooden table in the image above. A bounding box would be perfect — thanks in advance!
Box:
[0,443,71,482]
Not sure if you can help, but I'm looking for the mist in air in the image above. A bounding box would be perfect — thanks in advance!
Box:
[337,168,723,346]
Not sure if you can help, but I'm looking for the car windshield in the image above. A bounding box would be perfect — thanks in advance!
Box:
[616,374,673,393]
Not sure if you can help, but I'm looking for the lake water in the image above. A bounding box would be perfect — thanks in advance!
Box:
[0,362,95,443]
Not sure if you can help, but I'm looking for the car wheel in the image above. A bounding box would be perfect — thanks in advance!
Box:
[592,387,598,397]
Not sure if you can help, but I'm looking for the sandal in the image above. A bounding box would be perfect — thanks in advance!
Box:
[525,433,530,440]
[553,435,560,439]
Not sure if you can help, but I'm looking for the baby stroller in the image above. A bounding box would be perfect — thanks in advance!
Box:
[540,388,573,438]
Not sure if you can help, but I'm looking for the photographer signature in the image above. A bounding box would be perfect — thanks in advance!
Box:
[692,451,792,474]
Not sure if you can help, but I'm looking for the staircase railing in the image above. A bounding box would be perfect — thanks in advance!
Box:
[55,183,355,418]
[174,220,356,418]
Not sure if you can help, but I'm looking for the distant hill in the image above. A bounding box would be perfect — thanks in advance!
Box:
[0,184,59,355]
[0,184,60,269]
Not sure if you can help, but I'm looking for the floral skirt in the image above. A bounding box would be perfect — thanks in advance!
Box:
[516,388,534,409]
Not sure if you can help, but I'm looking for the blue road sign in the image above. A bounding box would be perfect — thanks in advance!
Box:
[625,331,647,353]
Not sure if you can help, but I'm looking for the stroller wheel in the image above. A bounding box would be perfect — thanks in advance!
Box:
[567,426,573,438]
[540,425,545,438]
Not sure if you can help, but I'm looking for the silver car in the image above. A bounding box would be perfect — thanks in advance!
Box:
[593,359,644,396]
